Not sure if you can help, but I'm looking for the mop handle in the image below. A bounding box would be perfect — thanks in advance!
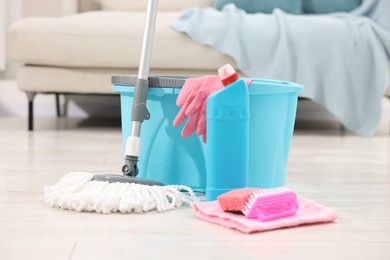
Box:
[138,0,159,81]
[131,0,159,137]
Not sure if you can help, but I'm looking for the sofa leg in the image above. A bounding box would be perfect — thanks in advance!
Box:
[339,123,346,135]
[26,92,36,131]
[55,93,61,117]
[63,95,69,117]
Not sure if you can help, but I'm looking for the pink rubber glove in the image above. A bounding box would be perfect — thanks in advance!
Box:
[185,76,223,116]
[185,76,224,140]
[185,77,252,136]
[192,78,252,141]
[173,77,206,127]
[173,76,223,142]
[174,76,252,143]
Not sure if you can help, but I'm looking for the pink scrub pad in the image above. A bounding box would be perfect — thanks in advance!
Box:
[217,187,299,222]
[217,187,261,212]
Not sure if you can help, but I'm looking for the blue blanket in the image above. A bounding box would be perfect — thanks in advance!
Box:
[171,0,390,135]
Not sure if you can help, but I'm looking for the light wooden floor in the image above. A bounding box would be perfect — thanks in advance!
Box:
[0,114,389,259]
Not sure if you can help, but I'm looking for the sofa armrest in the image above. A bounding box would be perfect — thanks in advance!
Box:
[21,0,79,17]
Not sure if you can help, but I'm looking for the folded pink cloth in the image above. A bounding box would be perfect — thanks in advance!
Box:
[193,196,337,234]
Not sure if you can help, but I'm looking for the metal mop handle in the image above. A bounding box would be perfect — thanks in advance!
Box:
[122,0,159,176]
[137,0,159,82]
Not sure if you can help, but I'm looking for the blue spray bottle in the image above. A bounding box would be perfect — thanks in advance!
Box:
[206,64,250,201]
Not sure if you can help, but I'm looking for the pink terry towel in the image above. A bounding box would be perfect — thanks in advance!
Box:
[193,196,337,234]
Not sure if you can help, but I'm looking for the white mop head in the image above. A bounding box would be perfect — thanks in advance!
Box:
[44,172,199,214]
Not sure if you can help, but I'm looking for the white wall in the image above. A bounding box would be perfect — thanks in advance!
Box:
[0,0,21,74]
[0,0,6,71]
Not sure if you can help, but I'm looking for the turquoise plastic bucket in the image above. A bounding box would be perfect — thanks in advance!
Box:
[113,77,303,191]
[247,79,303,187]
[114,84,206,192]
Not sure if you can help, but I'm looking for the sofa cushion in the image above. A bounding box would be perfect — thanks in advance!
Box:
[302,0,362,14]
[94,0,213,12]
[214,0,302,14]
[7,11,235,70]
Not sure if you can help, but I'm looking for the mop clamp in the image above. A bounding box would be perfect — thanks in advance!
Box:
[122,136,142,176]
[132,78,151,122]
[122,155,139,177]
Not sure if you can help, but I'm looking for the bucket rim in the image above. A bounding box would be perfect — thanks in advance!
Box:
[112,75,304,94]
